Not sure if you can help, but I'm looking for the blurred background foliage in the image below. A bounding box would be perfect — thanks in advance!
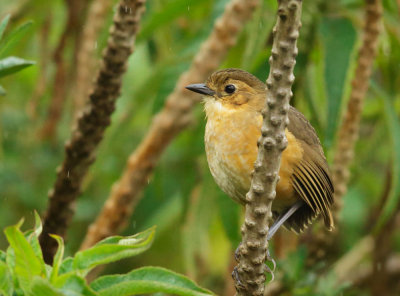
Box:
[0,0,399,295]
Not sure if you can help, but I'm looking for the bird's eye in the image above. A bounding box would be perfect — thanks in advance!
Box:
[224,84,236,94]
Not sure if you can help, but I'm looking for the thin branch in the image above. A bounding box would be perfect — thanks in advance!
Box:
[305,0,382,265]
[39,0,146,264]
[40,0,86,140]
[332,0,382,215]
[234,1,302,295]
[74,0,115,118]
[80,0,260,250]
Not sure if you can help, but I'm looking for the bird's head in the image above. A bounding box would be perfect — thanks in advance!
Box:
[186,68,266,112]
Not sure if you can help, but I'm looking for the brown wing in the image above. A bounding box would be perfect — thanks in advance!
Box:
[288,107,334,230]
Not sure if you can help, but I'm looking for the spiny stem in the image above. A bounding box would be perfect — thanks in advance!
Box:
[39,0,146,264]
[234,1,302,295]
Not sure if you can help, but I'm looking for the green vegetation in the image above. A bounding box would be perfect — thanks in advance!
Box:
[0,0,399,295]
[0,213,212,295]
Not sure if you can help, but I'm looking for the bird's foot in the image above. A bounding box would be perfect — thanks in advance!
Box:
[264,248,276,282]
[265,248,276,273]
[234,242,242,262]
[232,266,245,290]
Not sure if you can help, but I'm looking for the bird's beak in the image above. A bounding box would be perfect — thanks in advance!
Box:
[185,83,215,96]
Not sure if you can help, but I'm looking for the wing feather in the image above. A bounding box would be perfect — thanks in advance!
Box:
[291,143,334,229]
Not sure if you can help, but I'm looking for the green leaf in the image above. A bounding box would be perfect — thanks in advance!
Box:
[320,17,356,148]
[216,192,240,247]
[5,247,17,290]
[59,258,74,275]
[0,250,6,262]
[29,277,64,296]
[0,15,10,42]
[371,82,400,233]
[0,56,35,78]
[0,260,13,296]
[25,212,45,267]
[91,266,214,296]
[73,227,155,275]
[54,274,98,296]
[4,219,45,292]
[0,21,33,57]
[50,235,65,283]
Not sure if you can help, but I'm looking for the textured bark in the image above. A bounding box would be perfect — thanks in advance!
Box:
[39,0,146,264]
[234,1,302,295]
[306,0,382,265]
[74,0,115,118]
[80,0,260,250]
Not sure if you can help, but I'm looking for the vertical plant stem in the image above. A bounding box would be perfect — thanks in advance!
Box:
[39,0,146,264]
[80,0,260,250]
[234,1,302,295]
[332,0,382,214]
[305,0,382,265]
[74,0,115,118]
[40,0,86,140]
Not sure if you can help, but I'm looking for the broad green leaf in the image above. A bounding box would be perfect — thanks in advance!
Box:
[0,15,10,42]
[5,247,17,289]
[59,258,74,275]
[91,266,214,296]
[0,21,33,57]
[54,274,98,296]
[73,227,155,275]
[0,260,13,296]
[371,82,400,233]
[50,235,64,283]
[4,219,45,291]
[182,164,215,278]
[320,17,356,148]
[216,192,240,247]
[0,57,35,78]
[29,277,64,296]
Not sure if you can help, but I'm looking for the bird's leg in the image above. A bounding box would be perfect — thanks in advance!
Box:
[234,202,303,282]
[234,242,242,261]
[267,200,304,241]
[261,201,304,281]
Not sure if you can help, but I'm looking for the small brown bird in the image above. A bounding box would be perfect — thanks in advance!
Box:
[186,68,334,239]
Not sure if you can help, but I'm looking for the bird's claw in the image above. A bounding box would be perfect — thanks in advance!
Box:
[232,266,245,289]
[265,248,276,272]
[264,248,276,282]
[234,242,242,262]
